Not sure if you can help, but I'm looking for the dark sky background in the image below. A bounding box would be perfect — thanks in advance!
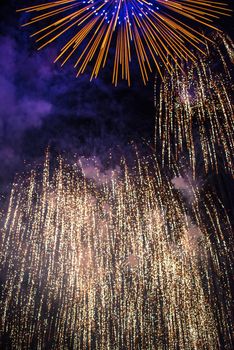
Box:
[0,0,157,194]
[0,0,233,219]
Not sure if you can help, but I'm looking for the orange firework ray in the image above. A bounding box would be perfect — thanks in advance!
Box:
[18,0,231,85]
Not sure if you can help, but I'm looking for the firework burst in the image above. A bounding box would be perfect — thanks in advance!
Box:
[0,153,232,349]
[18,0,231,85]
[154,32,234,176]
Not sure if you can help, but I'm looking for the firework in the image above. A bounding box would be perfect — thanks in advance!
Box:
[18,1,231,85]
[0,153,232,349]
[154,32,234,177]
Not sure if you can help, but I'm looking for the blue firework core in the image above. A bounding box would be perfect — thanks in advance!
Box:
[82,0,160,25]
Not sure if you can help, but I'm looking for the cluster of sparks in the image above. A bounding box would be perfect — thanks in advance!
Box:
[0,154,233,349]
[154,33,234,176]
[18,0,231,85]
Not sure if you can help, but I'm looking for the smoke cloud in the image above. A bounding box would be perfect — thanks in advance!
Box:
[171,176,195,203]
[0,8,154,197]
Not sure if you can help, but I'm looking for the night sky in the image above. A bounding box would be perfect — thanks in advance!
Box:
[0,2,233,207]
[0,0,156,198]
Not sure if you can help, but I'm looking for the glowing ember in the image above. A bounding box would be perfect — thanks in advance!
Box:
[154,32,234,176]
[0,153,232,348]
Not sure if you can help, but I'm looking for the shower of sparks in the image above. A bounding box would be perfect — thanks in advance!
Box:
[154,32,234,176]
[18,1,231,85]
[0,153,233,349]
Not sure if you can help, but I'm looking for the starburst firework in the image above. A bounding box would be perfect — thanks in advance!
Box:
[154,32,234,176]
[18,0,231,85]
[0,153,232,349]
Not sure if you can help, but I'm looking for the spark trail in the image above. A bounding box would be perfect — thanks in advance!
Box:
[0,153,233,349]
[154,32,234,176]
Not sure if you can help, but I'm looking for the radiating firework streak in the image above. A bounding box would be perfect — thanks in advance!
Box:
[154,32,234,177]
[18,0,231,85]
[0,153,232,349]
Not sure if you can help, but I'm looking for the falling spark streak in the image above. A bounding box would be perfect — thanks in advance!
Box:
[0,153,233,349]
[18,0,231,85]
[154,32,234,177]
